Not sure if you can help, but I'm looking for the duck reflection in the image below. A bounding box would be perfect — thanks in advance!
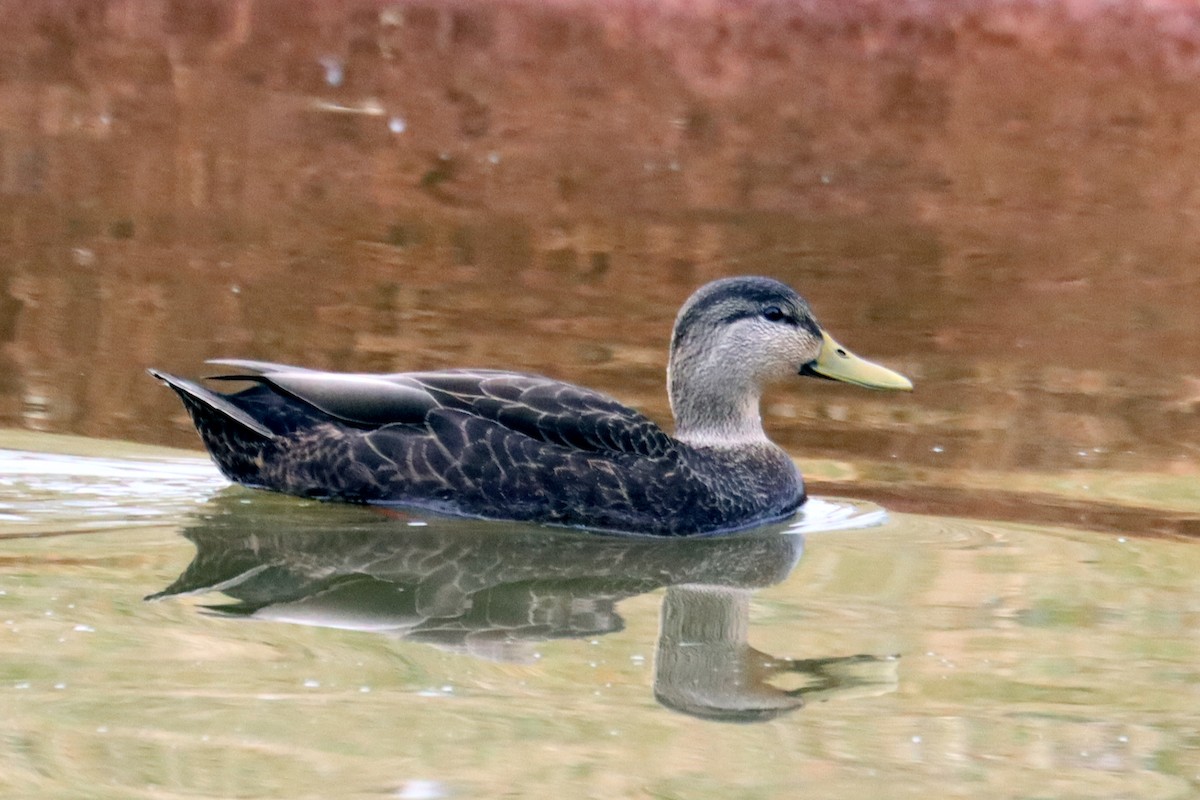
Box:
[150,495,896,722]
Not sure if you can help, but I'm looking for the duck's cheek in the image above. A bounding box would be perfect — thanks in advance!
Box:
[773,342,819,380]
[761,354,806,383]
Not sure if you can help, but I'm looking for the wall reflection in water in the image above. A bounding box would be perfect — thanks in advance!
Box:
[0,0,1198,491]
[149,495,896,722]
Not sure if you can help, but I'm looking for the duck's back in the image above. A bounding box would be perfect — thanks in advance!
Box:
[152,365,804,535]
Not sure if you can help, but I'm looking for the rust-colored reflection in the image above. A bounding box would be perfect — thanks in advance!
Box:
[1,0,1197,500]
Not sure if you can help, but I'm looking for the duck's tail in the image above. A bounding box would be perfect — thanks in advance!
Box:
[149,368,284,488]
[148,369,276,440]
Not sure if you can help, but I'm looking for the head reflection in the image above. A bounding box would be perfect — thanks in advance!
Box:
[150,494,896,721]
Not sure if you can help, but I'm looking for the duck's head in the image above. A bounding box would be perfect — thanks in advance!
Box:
[667,276,912,446]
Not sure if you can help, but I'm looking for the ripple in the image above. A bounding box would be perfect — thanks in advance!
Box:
[0,448,226,536]
[787,496,890,534]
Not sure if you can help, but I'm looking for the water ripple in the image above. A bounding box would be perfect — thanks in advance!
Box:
[0,449,226,537]
[787,497,890,534]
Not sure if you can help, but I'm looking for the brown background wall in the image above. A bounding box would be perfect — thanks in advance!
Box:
[0,0,1197,477]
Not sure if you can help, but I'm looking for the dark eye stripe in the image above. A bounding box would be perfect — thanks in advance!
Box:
[715,310,764,326]
[672,277,819,348]
[712,307,818,332]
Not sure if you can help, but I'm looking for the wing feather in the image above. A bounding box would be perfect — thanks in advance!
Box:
[202,363,673,457]
[412,371,674,457]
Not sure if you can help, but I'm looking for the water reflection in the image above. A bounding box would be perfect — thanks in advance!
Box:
[149,495,896,721]
[654,586,896,722]
[2,0,1198,497]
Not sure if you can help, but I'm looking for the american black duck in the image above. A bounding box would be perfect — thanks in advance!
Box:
[150,276,912,535]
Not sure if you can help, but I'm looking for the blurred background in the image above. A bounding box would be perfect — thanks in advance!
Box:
[0,0,1197,518]
[5,4,1200,798]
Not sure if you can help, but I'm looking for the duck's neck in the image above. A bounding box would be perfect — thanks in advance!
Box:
[668,352,768,447]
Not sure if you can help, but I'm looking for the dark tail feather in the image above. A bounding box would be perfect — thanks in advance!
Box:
[148,369,276,440]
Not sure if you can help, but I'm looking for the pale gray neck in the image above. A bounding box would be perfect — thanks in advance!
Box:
[668,348,768,447]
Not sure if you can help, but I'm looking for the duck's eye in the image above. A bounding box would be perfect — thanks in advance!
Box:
[762,306,788,323]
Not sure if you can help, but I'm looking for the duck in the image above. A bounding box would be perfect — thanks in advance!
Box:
[150,276,912,536]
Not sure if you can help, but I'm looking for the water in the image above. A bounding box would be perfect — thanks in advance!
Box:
[1,442,1198,799]
[3,1,1200,798]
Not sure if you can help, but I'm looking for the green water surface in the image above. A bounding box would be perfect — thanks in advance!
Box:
[1,435,1198,800]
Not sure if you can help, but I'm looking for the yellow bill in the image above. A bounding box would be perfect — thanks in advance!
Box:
[803,330,913,391]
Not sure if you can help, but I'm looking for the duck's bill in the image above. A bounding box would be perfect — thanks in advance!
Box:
[801,330,913,391]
